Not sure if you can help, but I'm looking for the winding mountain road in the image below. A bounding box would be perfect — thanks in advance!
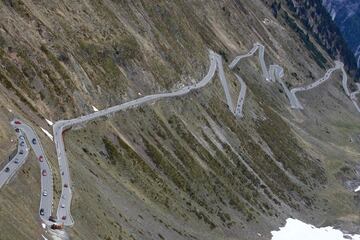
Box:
[350,83,360,112]
[52,43,302,226]
[0,120,54,224]
[229,43,272,82]
[234,74,247,118]
[1,42,360,228]
[52,50,241,225]
[229,43,296,107]
[0,122,29,188]
[289,61,349,109]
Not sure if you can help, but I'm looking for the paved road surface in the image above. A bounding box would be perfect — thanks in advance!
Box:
[1,42,360,228]
[216,52,234,113]
[229,43,272,82]
[234,74,247,118]
[0,123,29,188]
[0,120,54,224]
[52,50,248,225]
[340,64,350,97]
[350,83,360,112]
[229,43,296,107]
[53,45,291,225]
[269,65,301,108]
[289,61,350,109]
[229,44,359,112]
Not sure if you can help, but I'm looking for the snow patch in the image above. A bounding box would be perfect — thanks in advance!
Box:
[272,218,360,240]
[45,119,53,126]
[48,229,70,240]
[92,105,99,112]
[41,127,53,141]
[331,9,336,20]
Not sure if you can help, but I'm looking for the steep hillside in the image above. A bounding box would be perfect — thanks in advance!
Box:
[265,0,359,79]
[322,0,360,67]
[0,1,359,240]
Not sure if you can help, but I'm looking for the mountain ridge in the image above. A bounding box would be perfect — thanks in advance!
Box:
[322,0,360,68]
[265,0,359,79]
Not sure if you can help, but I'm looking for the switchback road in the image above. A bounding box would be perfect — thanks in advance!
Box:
[0,122,29,188]
[1,42,360,228]
[289,61,350,109]
[0,120,54,224]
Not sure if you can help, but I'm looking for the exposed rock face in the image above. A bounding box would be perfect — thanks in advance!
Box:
[322,0,360,68]
[265,0,359,78]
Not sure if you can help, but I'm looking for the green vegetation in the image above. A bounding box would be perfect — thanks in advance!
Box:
[3,0,31,20]
[103,137,119,165]
[148,57,180,89]
[199,93,320,209]
[279,0,359,78]
[112,35,141,63]
[256,105,326,186]
[0,35,5,48]
[281,11,327,68]
[40,45,74,89]
[78,39,132,93]
[142,136,190,194]
[167,114,260,220]
[1,0,354,238]
[102,136,175,211]
[0,71,13,90]
[0,56,39,113]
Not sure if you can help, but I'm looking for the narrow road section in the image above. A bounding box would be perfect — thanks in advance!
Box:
[229,43,294,108]
[350,83,360,112]
[230,44,359,112]
[0,121,29,188]
[54,42,358,226]
[52,50,237,225]
[53,49,255,225]
[289,61,350,109]
[229,43,272,82]
[234,74,247,118]
[1,42,360,229]
[0,120,54,224]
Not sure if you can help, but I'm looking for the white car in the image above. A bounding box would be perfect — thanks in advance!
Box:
[43,190,47,196]
[61,204,65,208]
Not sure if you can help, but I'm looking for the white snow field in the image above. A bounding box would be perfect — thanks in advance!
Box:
[271,218,360,240]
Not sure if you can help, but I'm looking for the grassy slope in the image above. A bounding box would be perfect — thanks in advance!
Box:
[0,0,359,239]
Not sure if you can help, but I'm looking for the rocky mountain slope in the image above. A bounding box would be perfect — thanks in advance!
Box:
[322,0,360,68]
[0,1,359,239]
[266,0,359,79]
